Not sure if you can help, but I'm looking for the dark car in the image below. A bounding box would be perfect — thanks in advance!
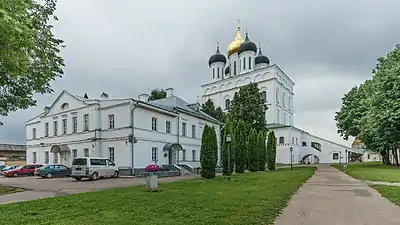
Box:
[35,164,71,178]
[0,165,19,176]
[3,164,43,177]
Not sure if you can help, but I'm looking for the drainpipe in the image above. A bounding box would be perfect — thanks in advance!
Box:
[176,109,180,165]
[130,100,139,175]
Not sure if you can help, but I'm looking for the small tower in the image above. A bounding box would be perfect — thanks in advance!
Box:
[227,19,244,76]
[255,47,270,70]
[237,31,257,74]
[208,42,227,81]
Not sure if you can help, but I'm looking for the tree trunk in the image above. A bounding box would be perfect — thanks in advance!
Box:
[381,150,391,165]
[394,148,399,167]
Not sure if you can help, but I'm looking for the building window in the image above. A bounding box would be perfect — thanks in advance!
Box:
[53,121,58,136]
[292,137,295,144]
[296,138,298,145]
[45,151,49,164]
[333,153,339,160]
[249,56,252,69]
[53,153,58,164]
[234,61,237,75]
[32,128,36,139]
[217,67,220,78]
[62,118,67,135]
[192,150,196,161]
[283,112,287,124]
[182,122,187,136]
[289,115,292,125]
[45,122,49,137]
[225,99,230,110]
[84,148,89,157]
[302,141,307,146]
[152,147,158,162]
[72,116,77,133]
[311,142,321,151]
[72,149,77,158]
[367,154,370,159]
[243,57,246,70]
[282,93,286,107]
[108,114,115,129]
[279,136,284,144]
[288,97,292,110]
[182,149,186,161]
[166,121,171,133]
[109,147,115,161]
[192,125,196,138]
[277,109,280,124]
[276,88,279,103]
[83,114,89,131]
[32,152,37,163]
[152,117,157,131]
[260,91,267,102]
[213,68,215,79]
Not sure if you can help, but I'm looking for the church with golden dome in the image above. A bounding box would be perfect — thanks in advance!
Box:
[201,21,362,164]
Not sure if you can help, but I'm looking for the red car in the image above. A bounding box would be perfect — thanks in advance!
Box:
[3,164,43,177]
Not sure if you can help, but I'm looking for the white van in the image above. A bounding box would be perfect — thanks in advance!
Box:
[70,157,119,181]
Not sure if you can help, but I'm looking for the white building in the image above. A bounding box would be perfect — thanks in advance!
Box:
[25,88,221,175]
[202,22,362,164]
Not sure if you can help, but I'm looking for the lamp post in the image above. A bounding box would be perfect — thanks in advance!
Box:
[344,149,348,173]
[290,147,293,171]
[226,133,232,183]
[339,151,342,164]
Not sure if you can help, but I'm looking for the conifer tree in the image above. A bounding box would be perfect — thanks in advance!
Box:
[267,131,277,171]
[247,128,259,172]
[234,120,247,173]
[258,131,267,171]
[200,125,218,178]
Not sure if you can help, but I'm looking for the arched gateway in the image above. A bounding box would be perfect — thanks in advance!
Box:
[163,143,182,165]
[50,145,71,165]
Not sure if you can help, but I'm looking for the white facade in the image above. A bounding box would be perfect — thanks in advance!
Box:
[25,90,221,174]
[361,151,382,163]
[202,24,361,164]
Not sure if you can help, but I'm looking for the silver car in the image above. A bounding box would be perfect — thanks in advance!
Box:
[70,157,119,181]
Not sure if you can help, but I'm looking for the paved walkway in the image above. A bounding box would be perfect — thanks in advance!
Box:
[0,175,199,204]
[275,165,400,225]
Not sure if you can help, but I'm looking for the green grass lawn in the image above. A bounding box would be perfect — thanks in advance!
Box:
[0,167,315,225]
[372,185,400,206]
[0,185,20,195]
[331,163,400,182]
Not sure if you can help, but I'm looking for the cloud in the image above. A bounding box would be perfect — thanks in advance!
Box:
[1,0,400,147]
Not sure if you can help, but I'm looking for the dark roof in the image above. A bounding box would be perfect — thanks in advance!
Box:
[255,47,270,65]
[0,144,25,152]
[208,46,227,67]
[237,33,257,55]
[225,66,230,75]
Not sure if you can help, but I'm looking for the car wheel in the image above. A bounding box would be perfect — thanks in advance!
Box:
[74,177,82,181]
[12,173,19,177]
[46,172,53,178]
[113,171,119,178]
[91,172,98,181]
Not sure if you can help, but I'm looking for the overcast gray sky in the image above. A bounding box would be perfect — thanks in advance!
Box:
[1,0,399,146]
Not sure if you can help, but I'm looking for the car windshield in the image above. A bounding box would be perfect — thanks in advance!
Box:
[3,166,14,170]
[72,158,87,166]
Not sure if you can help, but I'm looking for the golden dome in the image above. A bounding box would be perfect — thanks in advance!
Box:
[227,21,244,56]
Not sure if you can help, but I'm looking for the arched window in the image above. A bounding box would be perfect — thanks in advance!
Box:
[279,136,284,144]
[243,58,246,70]
[276,88,279,103]
[292,137,295,144]
[260,91,267,102]
[282,93,286,107]
[213,68,215,79]
[289,115,292,125]
[217,67,220,78]
[234,61,237,75]
[225,99,230,110]
[249,56,252,69]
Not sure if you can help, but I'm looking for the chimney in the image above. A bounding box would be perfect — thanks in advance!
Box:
[100,92,109,99]
[138,93,150,102]
[84,93,89,99]
[166,88,174,97]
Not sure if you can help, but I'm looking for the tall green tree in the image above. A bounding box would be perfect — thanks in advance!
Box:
[200,125,218,178]
[201,99,225,122]
[221,119,234,175]
[266,131,277,170]
[258,131,267,171]
[0,0,65,116]
[149,89,167,100]
[247,128,259,172]
[228,83,267,132]
[234,120,247,173]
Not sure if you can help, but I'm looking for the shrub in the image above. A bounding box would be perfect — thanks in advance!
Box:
[200,125,218,179]
[247,128,259,172]
[258,131,267,171]
[145,164,160,172]
[221,119,235,175]
[234,120,247,173]
[267,131,277,171]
